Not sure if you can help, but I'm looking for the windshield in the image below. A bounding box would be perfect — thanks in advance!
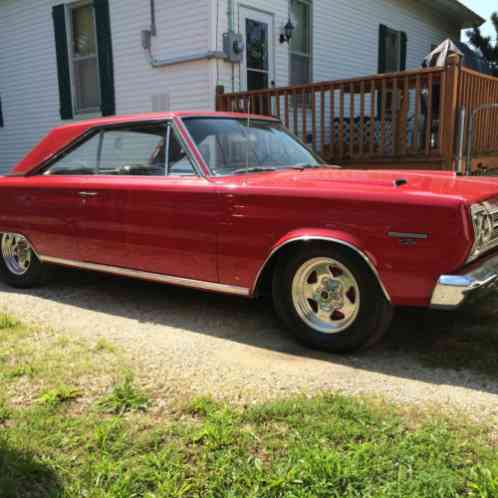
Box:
[182,118,322,176]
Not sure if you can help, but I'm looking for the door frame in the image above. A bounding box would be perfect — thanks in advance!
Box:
[238,4,276,92]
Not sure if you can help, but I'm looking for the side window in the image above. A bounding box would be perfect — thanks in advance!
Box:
[44,133,100,175]
[167,128,196,176]
[99,126,166,175]
[43,124,196,177]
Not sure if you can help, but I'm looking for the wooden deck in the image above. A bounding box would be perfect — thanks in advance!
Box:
[216,54,498,173]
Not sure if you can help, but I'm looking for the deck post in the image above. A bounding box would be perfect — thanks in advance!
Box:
[216,85,226,111]
[441,53,462,170]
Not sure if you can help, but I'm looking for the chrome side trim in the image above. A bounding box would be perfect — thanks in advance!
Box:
[388,232,428,240]
[39,256,251,297]
[251,236,392,302]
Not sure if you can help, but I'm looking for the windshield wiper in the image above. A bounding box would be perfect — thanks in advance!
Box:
[285,164,339,171]
[231,166,277,175]
[278,164,322,171]
[285,164,319,170]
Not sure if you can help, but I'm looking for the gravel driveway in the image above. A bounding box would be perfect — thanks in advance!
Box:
[0,267,496,423]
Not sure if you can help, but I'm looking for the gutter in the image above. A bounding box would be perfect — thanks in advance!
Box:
[145,49,226,68]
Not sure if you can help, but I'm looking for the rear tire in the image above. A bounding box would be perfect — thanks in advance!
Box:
[0,233,48,288]
[272,244,393,353]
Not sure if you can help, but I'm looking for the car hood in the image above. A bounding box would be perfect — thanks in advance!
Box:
[223,169,498,204]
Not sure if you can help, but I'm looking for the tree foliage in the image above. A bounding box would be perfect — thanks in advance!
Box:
[466,12,498,76]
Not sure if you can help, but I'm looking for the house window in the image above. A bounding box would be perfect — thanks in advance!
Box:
[290,0,312,86]
[52,1,115,120]
[378,25,407,116]
[378,25,407,74]
[383,28,401,73]
[69,3,101,113]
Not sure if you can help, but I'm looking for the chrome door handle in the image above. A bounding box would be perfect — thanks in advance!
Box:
[78,191,98,198]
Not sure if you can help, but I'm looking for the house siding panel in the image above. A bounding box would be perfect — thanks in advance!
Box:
[313,0,459,83]
[0,0,210,174]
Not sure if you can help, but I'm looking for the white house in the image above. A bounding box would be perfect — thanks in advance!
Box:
[0,0,483,174]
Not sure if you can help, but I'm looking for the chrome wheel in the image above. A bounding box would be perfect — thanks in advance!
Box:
[292,257,360,334]
[1,233,33,276]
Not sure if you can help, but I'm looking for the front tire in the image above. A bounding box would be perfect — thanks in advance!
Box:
[272,244,393,353]
[0,233,48,288]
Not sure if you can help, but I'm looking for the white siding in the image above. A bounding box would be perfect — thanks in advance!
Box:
[313,0,460,82]
[0,0,210,174]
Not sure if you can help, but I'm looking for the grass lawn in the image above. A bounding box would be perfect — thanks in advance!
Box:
[0,313,497,498]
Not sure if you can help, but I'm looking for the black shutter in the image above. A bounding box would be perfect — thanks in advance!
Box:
[0,97,4,128]
[378,24,388,74]
[52,4,73,120]
[94,0,116,116]
[400,31,408,71]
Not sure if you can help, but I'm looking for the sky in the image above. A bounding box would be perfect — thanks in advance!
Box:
[459,0,496,40]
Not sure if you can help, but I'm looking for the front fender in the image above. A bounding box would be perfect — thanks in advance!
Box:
[251,228,391,302]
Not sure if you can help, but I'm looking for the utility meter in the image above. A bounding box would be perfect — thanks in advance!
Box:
[223,31,244,63]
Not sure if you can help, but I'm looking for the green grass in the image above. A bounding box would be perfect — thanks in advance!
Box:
[97,374,150,415]
[37,385,81,409]
[0,312,497,497]
[0,312,124,405]
[0,314,21,330]
[94,337,117,354]
[0,395,496,498]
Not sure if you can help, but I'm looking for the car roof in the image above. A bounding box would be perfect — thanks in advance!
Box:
[10,111,279,176]
[52,111,279,129]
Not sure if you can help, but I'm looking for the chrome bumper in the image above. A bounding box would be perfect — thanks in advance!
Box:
[431,253,498,309]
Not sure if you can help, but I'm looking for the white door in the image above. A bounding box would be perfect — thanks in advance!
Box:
[239,7,274,92]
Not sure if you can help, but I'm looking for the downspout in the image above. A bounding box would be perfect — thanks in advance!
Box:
[227,0,236,91]
[227,0,234,32]
[150,0,157,36]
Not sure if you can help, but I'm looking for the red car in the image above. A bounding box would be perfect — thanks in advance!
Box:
[1,112,497,353]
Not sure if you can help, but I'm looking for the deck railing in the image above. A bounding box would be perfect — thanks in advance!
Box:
[459,68,498,158]
[217,54,498,170]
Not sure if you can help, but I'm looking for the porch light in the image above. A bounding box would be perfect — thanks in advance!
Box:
[280,18,295,44]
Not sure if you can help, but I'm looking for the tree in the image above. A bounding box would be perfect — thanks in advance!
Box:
[466,12,498,77]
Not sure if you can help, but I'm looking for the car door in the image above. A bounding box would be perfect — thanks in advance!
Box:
[33,129,129,268]
[121,123,220,283]
[16,133,103,262]
[75,124,166,269]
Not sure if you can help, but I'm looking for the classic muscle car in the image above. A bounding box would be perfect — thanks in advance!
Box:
[1,112,498,353]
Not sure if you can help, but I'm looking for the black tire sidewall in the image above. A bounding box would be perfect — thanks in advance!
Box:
[273,245,388,353]
[0,235,47,289]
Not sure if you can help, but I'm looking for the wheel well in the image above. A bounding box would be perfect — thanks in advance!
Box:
[254,239,388,300]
